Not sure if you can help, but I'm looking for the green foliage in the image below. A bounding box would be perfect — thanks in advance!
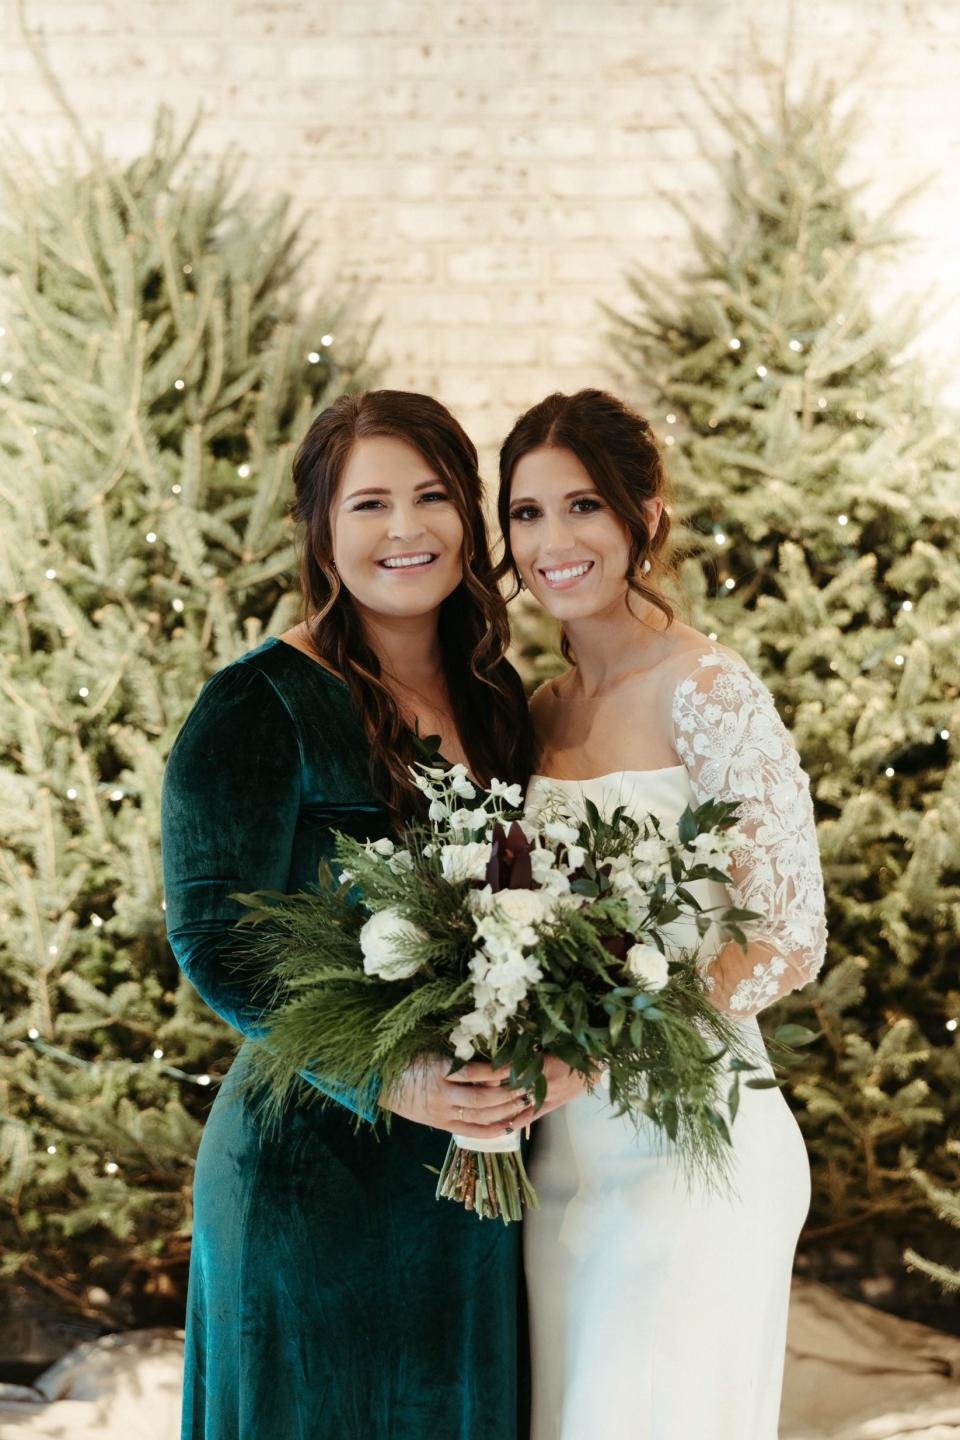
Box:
[603,70,959,1262]
[0,109,374,1318]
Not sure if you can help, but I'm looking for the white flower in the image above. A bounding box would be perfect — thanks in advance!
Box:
[530,847,572,897]
[338,868,354,885]
[388,848,414,873]
[370,837,395,857]
[450,806,489,833]
[447,763,477,800]
[428,799,450,822]
[489,777,524,808]
[543,818,581,848]
[440,841,491,883]
[487,887,552,929]
[565,844,587,871]
[624,942,669,991]
[358,907,428,981]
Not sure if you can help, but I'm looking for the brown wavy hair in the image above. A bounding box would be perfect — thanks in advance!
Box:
[497,388,675,661]
[290,389,533,820]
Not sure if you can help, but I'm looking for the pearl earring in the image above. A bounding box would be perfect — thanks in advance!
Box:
[641,558,652,575]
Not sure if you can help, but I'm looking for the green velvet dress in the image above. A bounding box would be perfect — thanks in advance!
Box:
[160,636,527,1440]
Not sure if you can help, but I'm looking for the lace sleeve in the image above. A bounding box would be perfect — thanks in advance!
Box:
[670,649,827,1016]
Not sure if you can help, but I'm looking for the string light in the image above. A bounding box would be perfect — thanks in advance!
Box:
[829,661,838,671]
[664,435,675,446]
[715,532,726,545]
[708,631,718,640]
[666,413,677,424]
[756,366,767,378]
[307,351,320,363]
[90,914,103,928]
[817,397,827,409]
[941,729,950,740]
[48,944,58,955]
[724,577,736,590]
[894,655,905,666]
[884,767,895,777]
[237,464,251,478]
[0,371,12,385]
[837,514,849,526]
[182,263,193,275]
[855,409,865,421]
[321,334,334,346]
[153,1048,165,1060]
[45,568,56,579]
[110,788,124,801]
[66,788,77,799]
[28,1028,39,1039]
[197,1074,212,1087]
[171,484,182,495]
[947,1019,958,1033]
[172,597,184,613]
[174,379,185,391]
[145,532,157,544]
[104,1161,119,1175]
[78,686,89,698]
[789,339,803,352]
[46,1144,57,1155]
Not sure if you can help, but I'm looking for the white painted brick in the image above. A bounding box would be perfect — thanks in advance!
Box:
[3,0,959,443]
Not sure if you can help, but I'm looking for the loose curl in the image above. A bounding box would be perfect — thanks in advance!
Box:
[290,389,533,822]
[497,388,675,662]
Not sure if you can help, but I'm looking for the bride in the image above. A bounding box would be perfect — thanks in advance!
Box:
[496,388,828,1440]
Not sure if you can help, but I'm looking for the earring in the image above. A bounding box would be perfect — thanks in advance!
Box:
[641,558,652,575]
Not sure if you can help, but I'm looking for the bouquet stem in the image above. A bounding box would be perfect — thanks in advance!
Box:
[436,1134,538,1222]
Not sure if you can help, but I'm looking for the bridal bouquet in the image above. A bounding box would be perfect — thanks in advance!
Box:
[230,757,765,1221]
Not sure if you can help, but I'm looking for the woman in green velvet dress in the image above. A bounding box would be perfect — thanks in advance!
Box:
[160,390,536,1440]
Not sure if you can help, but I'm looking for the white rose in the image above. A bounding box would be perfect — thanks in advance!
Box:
[440,841,491,883]
[489,887,552,928]
[624,942,669,991]
[358,907,428,981]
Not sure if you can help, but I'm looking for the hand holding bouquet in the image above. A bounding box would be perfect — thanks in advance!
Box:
[231,757,766,1221]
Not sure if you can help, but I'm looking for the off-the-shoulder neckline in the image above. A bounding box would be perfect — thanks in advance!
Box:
[530,765,685,783]
[544,644,727,705]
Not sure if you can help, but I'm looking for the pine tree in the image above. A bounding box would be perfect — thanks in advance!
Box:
[605,71,960,1309]
[0,109,373,1322]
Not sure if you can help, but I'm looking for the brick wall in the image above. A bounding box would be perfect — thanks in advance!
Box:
[2,0,958,466]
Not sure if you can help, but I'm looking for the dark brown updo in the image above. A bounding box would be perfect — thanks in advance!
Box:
[497,388,674,639]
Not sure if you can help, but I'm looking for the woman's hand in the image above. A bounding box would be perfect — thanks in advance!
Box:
[379,1057,536,1139]
[527,1053,594,1122]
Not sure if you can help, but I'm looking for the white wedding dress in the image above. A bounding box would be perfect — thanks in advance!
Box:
[523,648,828,1440]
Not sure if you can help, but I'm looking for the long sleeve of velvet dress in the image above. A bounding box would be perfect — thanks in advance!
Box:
[160,636,525,1440]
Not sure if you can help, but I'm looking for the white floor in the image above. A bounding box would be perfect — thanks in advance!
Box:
[0,1281,958,1440]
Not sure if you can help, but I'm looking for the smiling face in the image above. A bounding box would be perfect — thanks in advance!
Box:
[331,434,465,621]
[508,444,647,622]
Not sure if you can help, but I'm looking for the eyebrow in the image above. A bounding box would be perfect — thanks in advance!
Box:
[343,477,446,501]
[510,488,601,504]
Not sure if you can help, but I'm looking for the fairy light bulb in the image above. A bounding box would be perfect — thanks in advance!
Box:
[724,577,735,590]
[110,788,124,801]
[947,1019,958,1033]
[105,1160,119,1175]
[837,514,849,526]
[153,1048,164,1060]
[171,484,182,495]
[197,1074,212,1087]
[940,729,950,740]
[91,914,103,928]
[46,1144,57,1155]
[307,351,320,363]
[78,686,89,698]
[172,598,184,613]
[884,767,895,777]
[237,464,250,478]
[756,366,767,378]
[901,600,913,612]
[664,434,674,446]
[894,655,905,667]
[728,337,741,351]
[174,379,185,391]
[817,397,827,410]
[66,788,77,799]
[715,532,726,545]
[666,413,676,424]
[145,532,157,544]
[28,1027,40,1040]
[708,631,718,641]
[48,944,58,955]
[45,568,56,579]
[321,334,334,346]
[789,339,803,352]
